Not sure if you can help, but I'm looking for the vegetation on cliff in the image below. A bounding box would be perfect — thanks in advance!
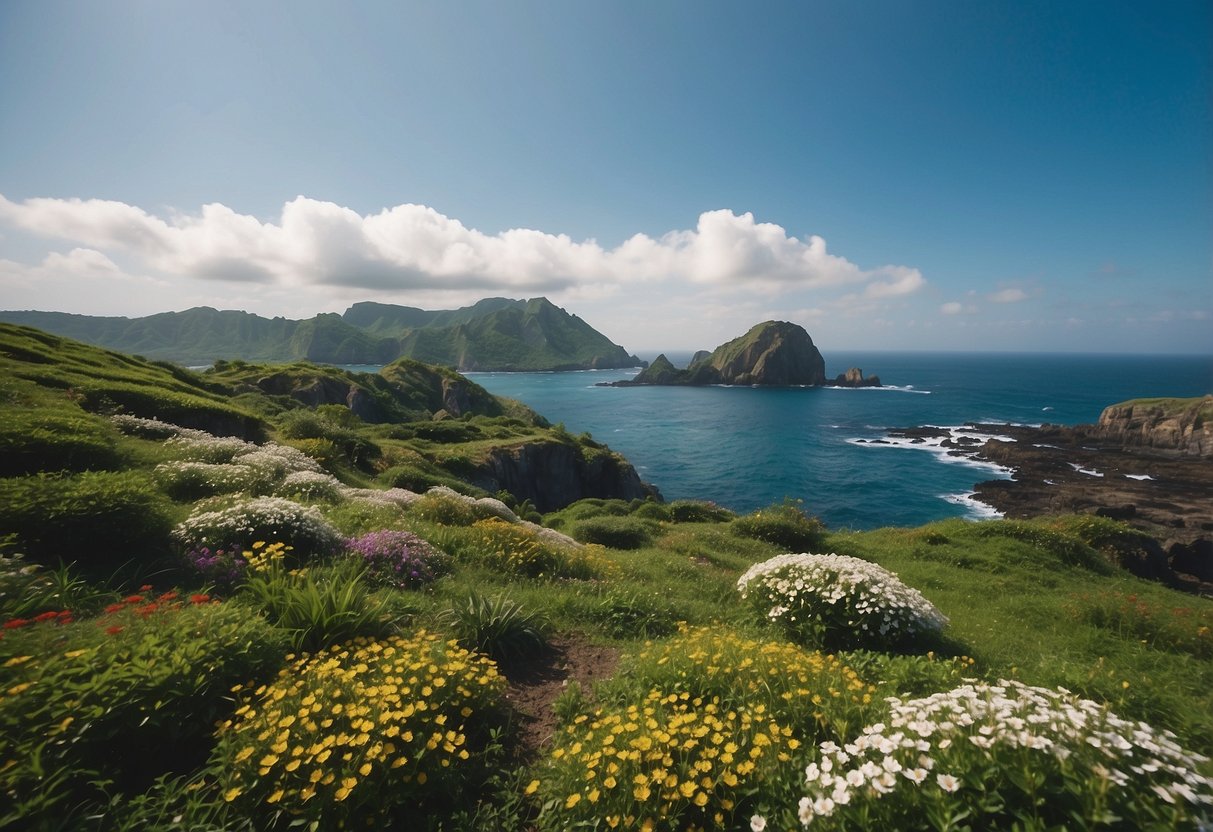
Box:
[0,297,642,371]
[1,325,1210,830]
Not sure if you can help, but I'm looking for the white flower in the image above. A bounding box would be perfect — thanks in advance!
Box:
[903,768,928,785]
[936,773,961,792]
[797,796,814,826]
[750,815,767,832]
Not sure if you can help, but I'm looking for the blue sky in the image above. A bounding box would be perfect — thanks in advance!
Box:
[0,0,1209,353]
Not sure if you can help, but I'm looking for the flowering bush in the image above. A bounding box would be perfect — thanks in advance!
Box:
[618,626,876,743]
[172,497,343,558]
[184,544,248,590]
[109,414,210,440]
[212,631,505,829]
[737,553,948,650]
[534,688,801,832]
[0,600,286,827]
[775,679,1213,830]
[345,530,450,589]
[470,518,614,580]
[164,433,257,463]
[276,470,345,502]
[154,460,272,500]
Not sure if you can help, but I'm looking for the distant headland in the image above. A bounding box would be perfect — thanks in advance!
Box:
[601,320,881,388]
[0,298,642,373]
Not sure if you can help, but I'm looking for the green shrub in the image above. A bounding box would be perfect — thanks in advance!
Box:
[411,489,483,526]
[0,410,121,476]
[0,471,174,573]
[731,500,824,550]
[241,547,393,652]
[0,553,107,620]
[569,516,653,549]
[411,421,481,442]
[378,461,471,494]
[0,599,286,827]
[439,592,548,663]
[669,500,735,523]
[631,501,673,522]
[278,409,378,466]
[212,631,506,829]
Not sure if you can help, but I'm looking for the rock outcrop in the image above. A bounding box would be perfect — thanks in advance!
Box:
[607,321,829,387]
[825,367,882,388]
[1094,396,1212,457]
[468,440,658,512]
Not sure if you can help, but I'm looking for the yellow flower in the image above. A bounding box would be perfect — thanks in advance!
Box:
[223,786,243,802]
[359,762,372,776]
[266,789,284,804]
[525,779,540,795]
[693,791,709,807]
[565,793,581,809]
[233,746,254,763]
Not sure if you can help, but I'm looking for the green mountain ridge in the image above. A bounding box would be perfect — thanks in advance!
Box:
[0,298,642,371]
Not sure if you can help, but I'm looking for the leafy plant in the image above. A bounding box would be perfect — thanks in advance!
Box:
[669,500,735,523]
[438,593,548,663]
[240,546,392,652]
[731,499,824,551]
[0,600,286,828]
[0,470,174,573]
[569,515,653,549]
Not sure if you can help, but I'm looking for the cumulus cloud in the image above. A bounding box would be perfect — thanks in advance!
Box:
[0,194,924,299]
[990,287,1027,303]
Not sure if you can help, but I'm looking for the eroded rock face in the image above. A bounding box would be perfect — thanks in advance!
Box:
[468,441,657,512]
[1095,397,1213,457]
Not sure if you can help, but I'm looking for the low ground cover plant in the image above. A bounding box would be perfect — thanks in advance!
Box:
[212,630,506,829]
[776,679,1213,831]
[468,518,613,580]
[438,592,548,662]
[570,515,653,549]
[738,553,948,650]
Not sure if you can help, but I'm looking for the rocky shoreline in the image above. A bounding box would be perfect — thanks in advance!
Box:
[870,420,1212,593]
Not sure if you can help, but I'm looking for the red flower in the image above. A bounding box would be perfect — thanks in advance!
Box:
[189,593,212,605]
[158,590,179,602]
[136,603,159,617]
[105,625,124,635]
[139,584,153,592]
[34,611,60,623]
[123,595,145,604]
[3,618,30,630]
[104,603,124,614]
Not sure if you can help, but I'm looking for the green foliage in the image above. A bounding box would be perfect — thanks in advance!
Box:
[241,550,394,653]
[543,497,632,530]
[669,499,735,523]
[439,592,549,663]
[579,586,681,639]
[0,552,108,620]
[1067,588,1212,660]
[0,408,121,476]
[0,600,286,828]
[378,460,473,493]
[172,496,344,558]
[277,408,379,467]
[569,515,653,549]
[731,499,825,551]
[0,470,174,574]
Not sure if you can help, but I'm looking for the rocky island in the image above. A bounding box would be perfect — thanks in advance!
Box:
[602,320,880,388]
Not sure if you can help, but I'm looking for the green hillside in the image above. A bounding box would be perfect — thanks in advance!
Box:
[0,298,642,371]
[0,325,1209,831]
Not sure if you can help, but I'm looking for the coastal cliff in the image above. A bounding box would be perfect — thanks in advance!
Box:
[468,440,656,512]
[1094,396,1212,457]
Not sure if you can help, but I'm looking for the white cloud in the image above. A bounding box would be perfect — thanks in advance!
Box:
[0,194,924,300]
[990,287,1027,303]
[940,301,978,315]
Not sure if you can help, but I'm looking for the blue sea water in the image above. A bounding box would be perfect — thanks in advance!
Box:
[457,352,1212,531]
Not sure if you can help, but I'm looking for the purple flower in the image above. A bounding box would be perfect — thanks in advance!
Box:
[345,530,448,589]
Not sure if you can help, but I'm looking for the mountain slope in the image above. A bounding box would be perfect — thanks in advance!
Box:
[0,298,641,371]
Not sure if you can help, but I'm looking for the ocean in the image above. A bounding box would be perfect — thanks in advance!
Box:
[452,352,1212,531]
